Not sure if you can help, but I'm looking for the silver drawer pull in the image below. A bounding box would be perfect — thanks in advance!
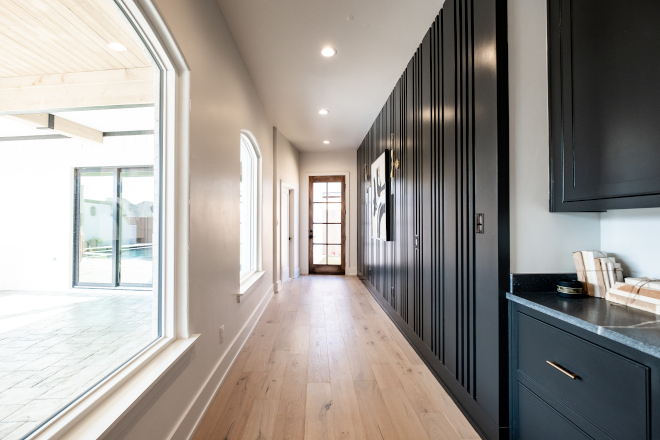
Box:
[546,361,578,380]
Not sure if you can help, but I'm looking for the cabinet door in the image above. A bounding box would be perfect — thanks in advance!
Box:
[549,0,660,211]
[517,313,648,440]
[517,383,591,440]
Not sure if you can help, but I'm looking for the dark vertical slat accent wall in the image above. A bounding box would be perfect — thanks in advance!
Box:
[421,29,433,352]
[356,0,509,438]
[413,48,423,338]
[404,59,415,329]
[443,0,459,382]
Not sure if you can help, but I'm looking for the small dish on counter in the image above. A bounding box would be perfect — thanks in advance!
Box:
[556,280,584,298]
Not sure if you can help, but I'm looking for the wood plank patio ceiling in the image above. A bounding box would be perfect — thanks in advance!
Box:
[0,0,152,79]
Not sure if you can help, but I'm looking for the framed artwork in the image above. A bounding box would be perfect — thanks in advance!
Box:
[371,150,390,241]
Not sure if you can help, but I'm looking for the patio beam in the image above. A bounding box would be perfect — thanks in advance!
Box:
[0,67,155,114]
[5,113,103,144]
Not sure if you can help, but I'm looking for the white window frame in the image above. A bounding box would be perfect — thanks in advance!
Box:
[29,0,194,439]
[238,130,264,301]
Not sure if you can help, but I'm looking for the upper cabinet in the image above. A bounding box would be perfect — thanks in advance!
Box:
[549,0,660,211]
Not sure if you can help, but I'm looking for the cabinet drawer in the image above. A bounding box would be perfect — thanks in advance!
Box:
[517,312,649,440]
[517,382,590,440]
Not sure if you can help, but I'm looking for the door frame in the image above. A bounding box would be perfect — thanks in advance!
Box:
[280,181,295,286]
[308,175,346,274]
[303,172,351,276]
[73,165,155,289]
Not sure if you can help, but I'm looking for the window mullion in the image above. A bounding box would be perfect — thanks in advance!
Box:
[113,168,120,287]
[73,170,80,286]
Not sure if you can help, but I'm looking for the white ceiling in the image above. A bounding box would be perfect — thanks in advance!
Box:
[217,0,444,152]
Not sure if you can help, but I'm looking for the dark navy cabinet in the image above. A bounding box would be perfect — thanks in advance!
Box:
[510,302,660,439]
[548,0,660,211]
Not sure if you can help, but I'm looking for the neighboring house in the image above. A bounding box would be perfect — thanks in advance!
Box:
[82,198,153,249]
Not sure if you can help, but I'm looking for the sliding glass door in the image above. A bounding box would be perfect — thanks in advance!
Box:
[119,169,155,286]
[74,166,155,288]
[76,170,115,285]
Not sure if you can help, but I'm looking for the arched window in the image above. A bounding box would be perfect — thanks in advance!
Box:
[240,132,262,280]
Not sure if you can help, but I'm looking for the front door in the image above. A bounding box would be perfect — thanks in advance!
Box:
[309,175,345,274]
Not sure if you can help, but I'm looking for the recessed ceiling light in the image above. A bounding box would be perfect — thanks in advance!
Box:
[108,42,127,52]
[319,109,329,115]
[321,47,337,57]
[323,140,330,144]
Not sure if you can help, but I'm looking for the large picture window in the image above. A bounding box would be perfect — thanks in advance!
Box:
[239,133,262,280]
[74,166,156,287]
[0,0,177,438]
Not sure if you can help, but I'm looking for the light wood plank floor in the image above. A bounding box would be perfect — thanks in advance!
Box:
[192,275,480,440]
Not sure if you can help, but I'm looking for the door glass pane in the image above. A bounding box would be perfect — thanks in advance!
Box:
[328,224,341,244]
[78,172,114,284]
[313,224,327,244]
[327,182,342,200]
[119,170,154,285]
[313,245,327,264]
[313,203,327,223]
[328,203,342,223]
[328,245,341,265]
[313,182,327,202]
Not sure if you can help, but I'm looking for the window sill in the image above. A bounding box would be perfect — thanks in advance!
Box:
[31,335,199,440]
[238,271,266,303]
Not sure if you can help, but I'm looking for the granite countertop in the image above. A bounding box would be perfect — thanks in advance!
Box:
[507,274,660,359]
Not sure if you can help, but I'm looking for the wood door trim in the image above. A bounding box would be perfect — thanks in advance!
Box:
[309,175,346,275]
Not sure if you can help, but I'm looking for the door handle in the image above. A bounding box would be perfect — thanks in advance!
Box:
[546,361,578,379]
[476,213,484,234]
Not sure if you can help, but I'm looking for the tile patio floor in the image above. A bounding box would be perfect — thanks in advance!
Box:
[0,290,155,440]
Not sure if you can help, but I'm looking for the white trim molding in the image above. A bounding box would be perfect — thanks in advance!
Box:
[42,337,198,440]
[238,271,266,303]
[276,180,296,290]
[166,284,275,440]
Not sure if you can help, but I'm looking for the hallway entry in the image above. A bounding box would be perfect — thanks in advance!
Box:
[309,176,345,274]
[281,185,294,283]
[193,275,479,440]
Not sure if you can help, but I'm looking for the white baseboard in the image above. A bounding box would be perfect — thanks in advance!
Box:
[347,267,358,276]
[274,280,283,293]
[294,267,300,278]
[166,284,274,440]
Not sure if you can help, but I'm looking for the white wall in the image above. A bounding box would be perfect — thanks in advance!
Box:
[0,135,154,291]
[299,150,358,276]
[508,0,660,278]
[600,208,660,278]
[273,127,301,288]
[508,0,601,273]
[99,0,278,438]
